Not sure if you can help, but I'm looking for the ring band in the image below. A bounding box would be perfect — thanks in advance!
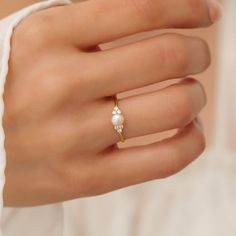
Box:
[111,97,125,142]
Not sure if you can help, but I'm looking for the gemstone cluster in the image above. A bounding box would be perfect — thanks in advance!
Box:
[111,106,124,134]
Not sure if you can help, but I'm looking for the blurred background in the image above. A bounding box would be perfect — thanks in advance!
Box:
[2,0,236,236]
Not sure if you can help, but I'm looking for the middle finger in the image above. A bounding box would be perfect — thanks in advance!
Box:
[101,78,206,146]
[87,34,210,97]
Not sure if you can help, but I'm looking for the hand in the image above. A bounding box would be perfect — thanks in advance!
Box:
[3,0,218,206]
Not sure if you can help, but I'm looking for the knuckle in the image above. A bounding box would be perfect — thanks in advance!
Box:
[160,34,190,75]
[128,0,156,27]
[13,11,56,50]
[160,34,211,75]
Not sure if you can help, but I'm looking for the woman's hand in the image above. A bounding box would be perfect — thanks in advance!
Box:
[3,0,220,206]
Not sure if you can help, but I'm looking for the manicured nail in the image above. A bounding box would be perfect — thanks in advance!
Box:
[206,0,224,23]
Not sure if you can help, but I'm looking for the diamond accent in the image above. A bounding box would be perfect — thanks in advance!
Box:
[112,106,124,133]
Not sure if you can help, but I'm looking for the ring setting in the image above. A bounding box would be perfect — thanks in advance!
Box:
[111,98,125,142]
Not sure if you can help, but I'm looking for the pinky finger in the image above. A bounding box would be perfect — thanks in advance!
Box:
[98,118,205,193]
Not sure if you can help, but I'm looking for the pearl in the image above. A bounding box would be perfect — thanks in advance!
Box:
[111,114,124,126]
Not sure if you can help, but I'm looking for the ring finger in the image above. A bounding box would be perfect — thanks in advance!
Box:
[102,78,206,146]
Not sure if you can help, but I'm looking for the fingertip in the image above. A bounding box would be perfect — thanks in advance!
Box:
[206,0,224,23]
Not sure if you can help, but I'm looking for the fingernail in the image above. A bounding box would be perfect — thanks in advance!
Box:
[195,117,204,130]
[206,0,224,23]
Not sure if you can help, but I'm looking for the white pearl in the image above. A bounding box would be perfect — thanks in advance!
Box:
[111,114,124,126]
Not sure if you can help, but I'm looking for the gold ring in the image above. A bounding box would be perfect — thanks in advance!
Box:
[111,97,125,142]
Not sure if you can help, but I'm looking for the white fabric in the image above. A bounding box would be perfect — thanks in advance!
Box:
[0,0,71,235]
[0,0,236,236]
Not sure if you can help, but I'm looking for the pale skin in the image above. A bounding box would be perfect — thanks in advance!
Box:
[1,0,222,206]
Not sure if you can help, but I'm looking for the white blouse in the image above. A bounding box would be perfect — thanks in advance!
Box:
[1,0,236,236]
[0,0,71,235]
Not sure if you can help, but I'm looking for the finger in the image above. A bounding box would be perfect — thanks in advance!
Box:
[104,79,206,145]
[96,119,205,194]
[65,0,222,47]
[88,34,210,97]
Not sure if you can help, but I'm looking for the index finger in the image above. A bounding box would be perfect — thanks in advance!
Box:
[65,0,222,48]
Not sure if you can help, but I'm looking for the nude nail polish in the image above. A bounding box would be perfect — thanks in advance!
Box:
[206,0,224,23]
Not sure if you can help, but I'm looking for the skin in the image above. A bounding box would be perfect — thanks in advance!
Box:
[0,2,221,147]
[2,0,214,206]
